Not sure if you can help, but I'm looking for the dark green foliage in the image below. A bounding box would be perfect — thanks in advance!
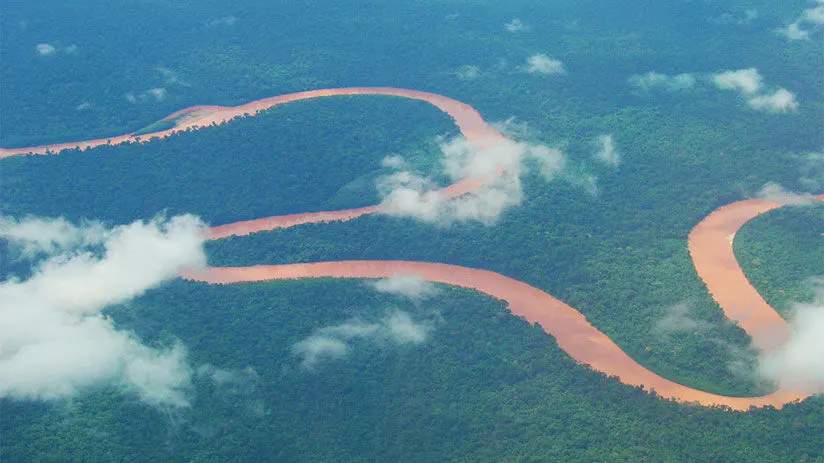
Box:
[0,96,453,225]
[735,203,824,314]
[2,280,822,462]
[1,0,823,460]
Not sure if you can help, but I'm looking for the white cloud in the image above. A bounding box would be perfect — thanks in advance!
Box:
[197,364,259,391]
[803,2,824,24]
[654,305,709,334]
[35,43,78,56]
[754,182,814,205]
[779,1,824,40]
[207,16,238,27]
[505,18,529,32]
[628,72,696,92]
[126,88,168,104]
[156,67,189,87]
[371,273,438,300]
[377,134,568,225]
[746,88,799,113]
[712,68,798,113]
[709,9,759,25]
[800,152,824,190]
[384,311,428,344]
[593,134,620,167]
[36,44,57,56]
[377,170,443,222]
[525,54,566,75]
[147,88,167,101]
[758,278,824,392]
[292,310,431,369]
[712,68,762,94]
[381,154,406,169]
[0,216,107,258]
[292,336,349,367]
[0,214,206,406]
[778,21,810,40]
[454,65,481,81]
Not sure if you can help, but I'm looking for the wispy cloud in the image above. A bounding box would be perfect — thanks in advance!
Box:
[125,88,168,104]
[207,16,238,28]
[454,65,481,81]
[292,310,431,369]
[654,304,710,334]
[779,21,810,40]
[0,215,206,407]
[653,305,762,385]
[778,0,824,41]
[147,88,168,101]
[628,72,696,92]
[593,134,620,167]
[156,67,190,87]
[712,68,798,113]
[36,44,57,56]
[35,43,78,56]
[371,273,438,300]
[754,182,815,205]
[0,216,107,258]
[505,18,530,33]
[708,9,759,25]
[655,279,824,393]
[800,152,824,190]
[525,54,566,75]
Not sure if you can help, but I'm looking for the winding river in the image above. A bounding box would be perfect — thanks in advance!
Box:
[3,87,821,410]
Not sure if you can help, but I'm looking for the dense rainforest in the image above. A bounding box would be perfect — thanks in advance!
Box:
[2,281,822,462]
[2,0,823,461]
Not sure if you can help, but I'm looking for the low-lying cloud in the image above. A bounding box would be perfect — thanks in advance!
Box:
[126,88,168,104]
[758,278,824,392]
[654,304,710,334]
[207,15,238,28]
[593,134,620,167]
[35,43,78,56]
[292,310,431,369]
[0,214,206,407]
[156,67,190,87]
[36,44,57,56]
[712,68,798,113]
[654,269,824,393]
[746,89,799,113]
[628,72,696,92]
[708,8,759,25]
[454,65,481,81]
[376,134,568,225]
[778,0,824,41]
[754,182,815,205]
[525,54,566,75]
[505,18,530,33]
[800,152,824,190]
[371,273,438,300]
[712,68,763,94]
